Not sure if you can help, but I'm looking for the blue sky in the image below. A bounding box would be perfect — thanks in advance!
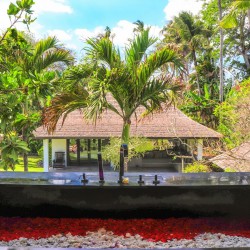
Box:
[38,0,168,30]
[0,0,203,56]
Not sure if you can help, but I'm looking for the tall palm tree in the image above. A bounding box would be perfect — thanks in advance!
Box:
[162,12,209,96]
[44,28,183,145]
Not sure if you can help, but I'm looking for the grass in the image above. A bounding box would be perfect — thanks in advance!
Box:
[0,156,44,172]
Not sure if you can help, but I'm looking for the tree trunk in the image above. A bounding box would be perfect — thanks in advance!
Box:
[247,9,250,32]
[22,127,29,172]
[193,51,201,96]
[23,152,28,172]
[121,120,131,144]
[218,0,224,103]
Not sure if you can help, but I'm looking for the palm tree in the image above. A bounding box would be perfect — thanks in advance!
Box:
[162,12,210,96]
[44,28,183,145]
[12,35,74,171]
[133,20,145,33]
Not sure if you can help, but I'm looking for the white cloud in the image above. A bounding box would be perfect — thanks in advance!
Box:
[111,20,135,48]
[73,21,163,62]
[149,25,163,40]
[33,0,73,14]
[164,0,203,20]
[65,43,78,50]
[75,21,135,48]
[0,1,14,32]
[0,0,72,36]
[47,29,72,41]
[75,20,162,51]
[112,21,162,49]
[75,26,105,41]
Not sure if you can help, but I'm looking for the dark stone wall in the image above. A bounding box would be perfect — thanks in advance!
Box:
[0,182,249,218]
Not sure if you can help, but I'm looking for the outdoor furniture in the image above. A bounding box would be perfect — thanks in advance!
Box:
[53,152,65,168]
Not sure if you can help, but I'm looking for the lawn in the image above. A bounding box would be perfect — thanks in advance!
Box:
[0,156,44,172]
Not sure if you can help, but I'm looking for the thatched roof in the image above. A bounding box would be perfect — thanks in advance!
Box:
[210,141,250,171]
[34,106,221,139]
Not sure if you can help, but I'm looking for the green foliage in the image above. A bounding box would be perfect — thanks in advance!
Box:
[101,137,154,169]
[181,83,219,128]
[0,0,74,171]
[214,78,250,148]
[0,134,30,171]
[224,167,236,172]
[184,161,211,173]
[220,0,250,29]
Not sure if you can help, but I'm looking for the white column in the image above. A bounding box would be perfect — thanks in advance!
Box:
[43,139,49,172]
[197,139,203,161]
[51,139,67,167]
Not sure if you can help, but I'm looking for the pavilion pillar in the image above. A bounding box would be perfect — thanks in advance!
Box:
[197,139,203,161]
[187,139,195,154]
[43,139,49,172]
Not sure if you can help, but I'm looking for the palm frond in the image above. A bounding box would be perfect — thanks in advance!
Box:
[85,37,121,68]
[33,36,58,62]
[43,90,88,133]
[62,64,93,91]
[136,48,183,88]
[34,49,74,72]
[125,28,157,68]
[133,78,176,119]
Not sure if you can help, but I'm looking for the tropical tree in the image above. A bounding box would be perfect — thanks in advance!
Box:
[16,36,73,171]
[202,0,250,78]
[161,11,211,96]
[214,78,250,148]
[44,28,183,146]
[220,0,250,73]
[0,31,74,171]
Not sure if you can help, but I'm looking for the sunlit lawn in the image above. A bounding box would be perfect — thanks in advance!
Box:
[0,156,44,172]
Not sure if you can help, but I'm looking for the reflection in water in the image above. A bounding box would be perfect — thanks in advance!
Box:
[48,179,71,185]
[0,173,249,186]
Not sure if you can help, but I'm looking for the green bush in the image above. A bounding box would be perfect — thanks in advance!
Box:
[184,161,211,173]
[224,167,236,172]
[102,137,155,169]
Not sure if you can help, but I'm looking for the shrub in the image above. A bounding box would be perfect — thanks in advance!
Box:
[184,161,211,173]
[224,167,236,172]
[102,137,155,169]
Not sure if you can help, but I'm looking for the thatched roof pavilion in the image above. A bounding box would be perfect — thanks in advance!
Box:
[211,141,250,171]
[34,106,221,139]
[34,106,221,172]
